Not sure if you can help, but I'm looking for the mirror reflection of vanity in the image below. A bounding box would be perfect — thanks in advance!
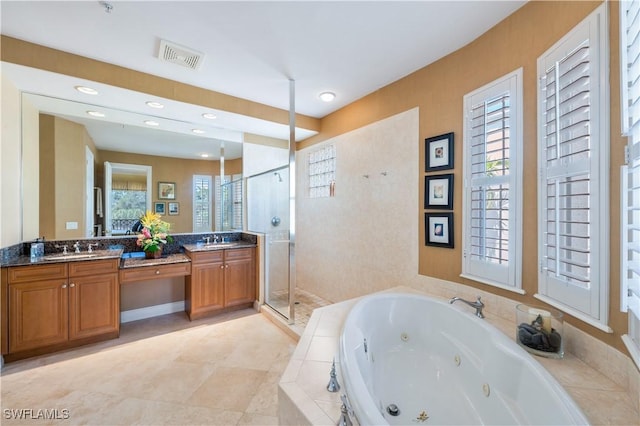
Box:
[21,91,244,240]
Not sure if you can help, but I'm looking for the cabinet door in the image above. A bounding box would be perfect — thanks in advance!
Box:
[190,262,225,315]
[68,273,119,340]
[224,255,256,307]
[9,280,68,352]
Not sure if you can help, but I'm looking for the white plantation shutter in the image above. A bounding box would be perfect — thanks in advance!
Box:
[537,4,609,328]
[462,69,523,291]
[621,0,640,367]
[193,175,212,232]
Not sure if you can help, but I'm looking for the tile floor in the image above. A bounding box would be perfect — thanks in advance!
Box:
[266,288,331,330]
[1,309,297,425]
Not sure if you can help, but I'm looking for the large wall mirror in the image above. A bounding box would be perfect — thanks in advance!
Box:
[23,91,244,240]
[8,62,314,242]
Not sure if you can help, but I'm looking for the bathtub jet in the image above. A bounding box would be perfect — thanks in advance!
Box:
[338,292,588,425]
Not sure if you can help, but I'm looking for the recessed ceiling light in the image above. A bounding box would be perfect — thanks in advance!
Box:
[200,154,209,158]
[202,113,217,120]
[75,86,98,95]
[192,129,205,134]
[144,120,159,126]
[146,101,164,109]
[87,111,105,117]
[319,91,336,102]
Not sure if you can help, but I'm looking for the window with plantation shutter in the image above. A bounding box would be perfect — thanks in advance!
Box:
[462,69,523,292]
[537,4,610,331]
[620,0,640,367]
[193,175,212,233]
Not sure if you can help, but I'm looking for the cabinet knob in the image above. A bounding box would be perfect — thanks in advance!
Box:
[69,283,75,288]
[155,270,160,275]
[62,284,67,289]
[220,265,224,269]
[225,264,229,268]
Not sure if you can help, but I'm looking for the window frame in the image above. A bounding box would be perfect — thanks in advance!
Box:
[461,68,524,293]
[535,3,611,332]
[620,0,640,368]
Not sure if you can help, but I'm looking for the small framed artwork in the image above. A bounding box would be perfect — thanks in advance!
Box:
[425,174,454,210]
[158,182,176,200]
[425,132,454,172]
[168,202,180,215]
[154,202,166,215]
[425,212,454,248]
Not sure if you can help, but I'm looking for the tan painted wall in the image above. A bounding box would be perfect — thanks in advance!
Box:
[300,1,629,353]
[53,117,86,238]
[39,115,55,239]
[38,115,98,240]
[99,150,242,233]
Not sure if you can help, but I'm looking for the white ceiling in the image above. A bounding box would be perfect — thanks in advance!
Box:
[1,0,526,159]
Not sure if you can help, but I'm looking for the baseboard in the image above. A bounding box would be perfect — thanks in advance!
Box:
[120,301,185,323]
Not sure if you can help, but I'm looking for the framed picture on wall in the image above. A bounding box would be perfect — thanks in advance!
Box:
[425,132,454,172]
[154,202,166,215]
[168,202,179,215]
[158,182,176,200]
[425,174,454,209]
[425,212,454,248]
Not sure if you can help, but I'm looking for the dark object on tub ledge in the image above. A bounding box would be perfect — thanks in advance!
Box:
[517,319,562,353]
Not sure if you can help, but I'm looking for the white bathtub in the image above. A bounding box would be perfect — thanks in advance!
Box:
[339,293,589,425]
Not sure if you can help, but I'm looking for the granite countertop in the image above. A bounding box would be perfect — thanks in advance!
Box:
[182,241,256,253]
[3,249,124,267]
[120,253,191,269]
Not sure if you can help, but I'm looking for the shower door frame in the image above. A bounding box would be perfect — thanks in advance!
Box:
[247,164,295,324]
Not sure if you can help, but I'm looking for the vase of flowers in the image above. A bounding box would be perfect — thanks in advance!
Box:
[136,211,173,259]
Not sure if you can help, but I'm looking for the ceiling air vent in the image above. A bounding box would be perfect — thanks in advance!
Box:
[158,39,204,71]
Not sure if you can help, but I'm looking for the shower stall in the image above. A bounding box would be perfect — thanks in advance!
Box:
[247,165,293,322]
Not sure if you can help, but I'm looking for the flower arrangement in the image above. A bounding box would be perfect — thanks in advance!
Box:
[136,211,173,255]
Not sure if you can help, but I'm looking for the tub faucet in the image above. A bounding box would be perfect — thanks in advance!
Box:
[449,296,485,318]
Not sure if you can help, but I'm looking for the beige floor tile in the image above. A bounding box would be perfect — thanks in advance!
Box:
[237,412,279,425]
[187,366,268,412]
[245,374,280,417]
[1,309,298,426]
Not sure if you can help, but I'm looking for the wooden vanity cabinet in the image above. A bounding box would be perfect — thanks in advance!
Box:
[186,247,255,320]
[224,248,256,307]
[8,263,69,352]
[68,260,119,341]
[6,259,119,357]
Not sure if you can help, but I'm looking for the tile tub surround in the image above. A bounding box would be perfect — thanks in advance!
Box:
[278,287,640,425]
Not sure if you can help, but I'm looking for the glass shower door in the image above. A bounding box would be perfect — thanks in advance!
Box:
[247,166,292,321]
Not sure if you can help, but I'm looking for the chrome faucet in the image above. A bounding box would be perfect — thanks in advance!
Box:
[73,241,81,253]
[449,296,485,318]
[203,236,211,244]
[87,243,99,253]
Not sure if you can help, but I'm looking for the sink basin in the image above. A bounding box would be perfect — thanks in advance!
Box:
[42,253,99,261]
[199,242,239,249]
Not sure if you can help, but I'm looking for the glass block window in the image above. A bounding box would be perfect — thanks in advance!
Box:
[308,144,336,198]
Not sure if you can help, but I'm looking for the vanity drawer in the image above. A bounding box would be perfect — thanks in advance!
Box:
[188,250,224,265]
[119,262,191,283]
[8,263,67,284]
[225,247,254,260]
[69,259,119,277]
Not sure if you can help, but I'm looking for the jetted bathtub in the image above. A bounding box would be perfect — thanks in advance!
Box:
[338,292,588,425]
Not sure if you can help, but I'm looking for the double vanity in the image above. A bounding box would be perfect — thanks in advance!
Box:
[0,234,257,363]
